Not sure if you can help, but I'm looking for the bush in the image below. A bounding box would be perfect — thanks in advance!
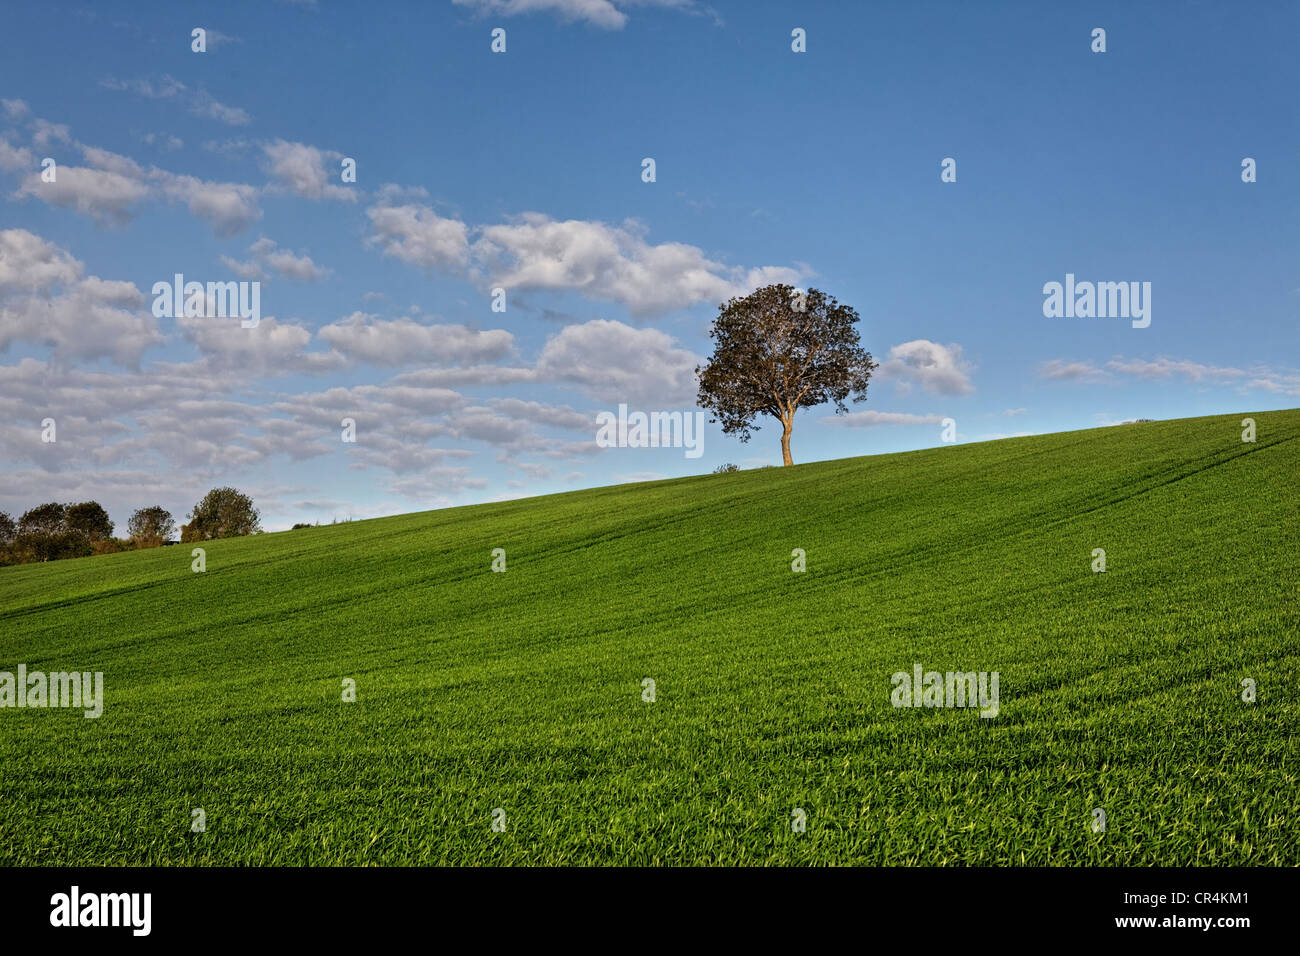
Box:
[712,463,740,474]
[15,529,89,563]
[65,501,113,541]
[15,503,89,562]
[183,488,261,542]
[18,502,66,536]
[2,502,162,564]
[128,506,176,547]
[0,511,14,565]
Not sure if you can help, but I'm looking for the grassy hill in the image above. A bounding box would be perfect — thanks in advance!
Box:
[1,409,1297,865]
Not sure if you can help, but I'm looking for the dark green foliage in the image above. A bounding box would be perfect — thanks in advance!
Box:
[0,512,16,566]
[181,487,260,542]
[696,284,876,465]
[14,503,88,562]
[65,502,113,541]
[128,506,176,547]
[17,502,66,536]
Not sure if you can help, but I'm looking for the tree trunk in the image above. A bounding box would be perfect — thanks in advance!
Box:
[780,417,794,466]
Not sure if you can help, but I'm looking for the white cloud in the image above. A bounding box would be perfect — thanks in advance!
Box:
[1105,356,1299,395]
[15,164,151,226]
[366,201,470,271]
[195,96,250,125]
[0,228,82,291]
[489,397,591,431]
[317,313,514,366]
[100,75,187,100]
[391,364,538,388]
[101,75,250,126]
[386,317,701,404]
[1040,359,1105,382]
[263,140,356,201]
[1105,356,1244,383]
[1,98,30,120]
[0,235,162,367]
[10,134,262,235]
[387,467,488,502]
[827,410,946,427]
[876,339,974,396]
[220,237,330,282]
[79,145,146,178]
[0,306,696,523]
[175,312,341,375]
[261,246,329,280]
[219,255,266,281]
[1244,373,1300,395]
[449,406,536,445]
[141,132,185,151]
[363,202,802,315]
[0,137,35,172]
[473,213,802,315]
[534,318,699,405]
[31,119,72,149]
[1040,355,1300,395]
[204,30,242,49]
[156,173,262,237]
[451,0,699,30]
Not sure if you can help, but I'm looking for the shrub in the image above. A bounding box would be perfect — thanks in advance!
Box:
[128,506,176,547]
[65,501,114,541]
[183,488,261,541]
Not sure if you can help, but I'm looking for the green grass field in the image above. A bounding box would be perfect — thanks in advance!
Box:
[1,409,1297,865]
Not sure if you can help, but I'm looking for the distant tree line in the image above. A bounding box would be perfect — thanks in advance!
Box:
[0,487,260,567]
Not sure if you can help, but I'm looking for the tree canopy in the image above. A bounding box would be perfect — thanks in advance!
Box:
[65,501,114,541]
[128,506,176,547]
[696,284,877,465]
[181,487,261,542]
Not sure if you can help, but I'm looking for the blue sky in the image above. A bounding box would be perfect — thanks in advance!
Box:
[1,0,1297,531]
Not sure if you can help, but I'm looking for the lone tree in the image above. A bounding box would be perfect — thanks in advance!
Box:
[181,487,261,542]
[128,506,176,547]
[696,284,877,466]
